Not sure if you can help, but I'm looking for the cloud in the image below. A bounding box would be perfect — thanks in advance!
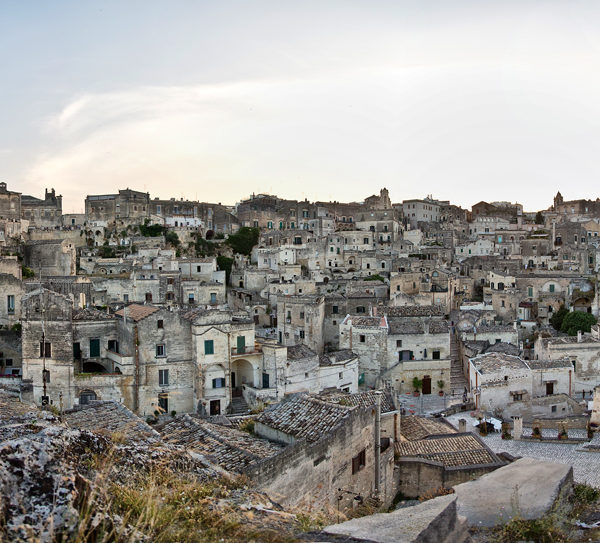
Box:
[23,57,600,212]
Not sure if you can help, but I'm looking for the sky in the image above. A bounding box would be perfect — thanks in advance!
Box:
[3,1,600,213]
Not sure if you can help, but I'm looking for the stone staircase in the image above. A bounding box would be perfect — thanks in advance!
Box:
[230,396,250,416]
[449,333,468,396]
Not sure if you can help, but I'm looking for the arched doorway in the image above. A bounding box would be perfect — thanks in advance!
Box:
[231,359,255,396]
[79,389,97,405]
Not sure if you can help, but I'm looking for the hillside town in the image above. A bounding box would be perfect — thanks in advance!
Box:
[5,184,600,541]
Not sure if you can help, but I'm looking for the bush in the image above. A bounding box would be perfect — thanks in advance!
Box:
[560,311,597,336]
[139,219,165,237]
[22,265,35,278]
[365,274,385,282]
[165,230,180,247]
[226,227,259,256]
[550,305,569,331]
[216,256,233,284]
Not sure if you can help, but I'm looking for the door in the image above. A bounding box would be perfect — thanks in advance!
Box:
[210,399,221,416]
[158,393,169,413]
[89,338,100,358]
[237,335,246,354]
[73,343,81,361]
[231,371,236,388]
[262,372,270,388]
[546,382,554,395]
[422,376,432,395]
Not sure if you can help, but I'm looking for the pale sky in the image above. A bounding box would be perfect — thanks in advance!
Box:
[3,1,600,212]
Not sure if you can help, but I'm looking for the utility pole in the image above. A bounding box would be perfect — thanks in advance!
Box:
[374,390,382,498]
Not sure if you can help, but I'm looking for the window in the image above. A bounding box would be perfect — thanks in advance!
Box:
[157,320,163,329]
[166,292,174,301]
[90,338,100,357]
[528,287,533,297]
[156,344,166,357]
[513,393,523,401]
[432,350,440,360]
[210,292,217,304]
[352,449,366,474]
[7,295,14,314]
[359,334,366,343]
[396,340,402,348]
[167,278,174,285]
[332,305,339,314]
[4,359,12,367]
[299,330,305,339]
[339,372,343,379]
[159,369,169,386]
[551,405,557,413]
[204,340,214,355]
[356,306,366,313]
[549,284,555,293]
[145,292,153,302]
[123,294,129,302]
[305,372,309,378]
[212,377,226,388]
[39,341,51,358]
[107,339,119,353]
[188,293,195,303]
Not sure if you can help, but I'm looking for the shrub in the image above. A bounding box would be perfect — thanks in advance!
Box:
[226,227,259,256]
[22,265,35,278]
[560,311,597,336]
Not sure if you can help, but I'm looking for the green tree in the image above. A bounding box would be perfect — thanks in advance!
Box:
[216,256,234,285]
[226,227,259,256]
[550,305,569,331]
[560,311,597,336]
[139,219,165,237]
[98,243,116,258]
[535,211,544,225]
[22,265,35,278]
[165,230,180,247]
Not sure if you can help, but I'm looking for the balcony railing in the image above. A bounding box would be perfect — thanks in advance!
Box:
[231,345,262,356]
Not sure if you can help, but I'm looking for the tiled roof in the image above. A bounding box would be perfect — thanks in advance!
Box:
[484,342,520,356]
[346,316,386,328]
[388,318,449,335]
[395,434,501,467]
[73,308,115,321]
[257,393,351,444]
[287,344,317,360]
[383,305,446,317]
[527,359,573,370]
[317,389,396,413]
[63,401,159,443]
[160,415,282,473]
[471,353,529,374]
[318,350,357,366]
[115,304,160,322]
[400,416,457,441]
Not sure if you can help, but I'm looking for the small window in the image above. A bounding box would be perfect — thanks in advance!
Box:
[157,320,163,329]
[39,341,51,358]
[332,305,339,314]
[551,405,557,413]
[156,344,166,357]
[212,377,226,388]
[396,340,402,348]
[359,335,366,343]
[7,295,14,314]
[300,312,305,319]
[352,449,366,474]
[159,369,169,386]
[204,340,214,355]
[299,330,305,339]
[339,372,343,379]
[305,372,309,378]
[432,350,440,360]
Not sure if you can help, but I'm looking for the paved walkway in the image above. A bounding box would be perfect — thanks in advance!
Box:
[445,412,600,487]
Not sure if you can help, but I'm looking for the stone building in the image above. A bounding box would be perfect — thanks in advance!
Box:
[21,188,63,227]
[24,240,76,276]
[0,182,21,220]
[85,189,150,225]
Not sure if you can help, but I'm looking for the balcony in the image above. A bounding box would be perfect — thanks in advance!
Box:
[231,344,262,357]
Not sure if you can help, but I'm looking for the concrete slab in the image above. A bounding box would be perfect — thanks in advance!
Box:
[322,494,464,543]
[454,457,573,528]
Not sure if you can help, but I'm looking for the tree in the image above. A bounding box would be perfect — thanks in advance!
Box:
[560,311,597,336]
[165,230,180,247]
[226,227,259,256]
[217,256,233,285]
[535,211,544,225]
[550,305,569,331]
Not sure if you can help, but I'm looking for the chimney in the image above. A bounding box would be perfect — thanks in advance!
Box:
[578,330,583,343]
[513,416,523,440]
[458,419,467,433]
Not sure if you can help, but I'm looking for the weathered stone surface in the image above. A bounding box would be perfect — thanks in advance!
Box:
[322,494,468,543]
[453,456,573,527]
